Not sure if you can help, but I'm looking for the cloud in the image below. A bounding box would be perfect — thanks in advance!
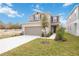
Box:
[5,3,13,7]
[63,3,73,6]
[60,16,66,24]
[58,13,66,27]
[60,16,66,27]
[0,3,12,7]
[33,4,43,13]
[0,3,24,18]
[33,8,43,13]
[36,4,40,9]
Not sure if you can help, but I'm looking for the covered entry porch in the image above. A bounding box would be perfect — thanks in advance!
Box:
[51,25,57,33]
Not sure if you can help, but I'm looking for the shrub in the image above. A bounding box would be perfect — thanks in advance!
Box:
[55,27,65,41]
[46,31,53,37]
[41,32,44,37]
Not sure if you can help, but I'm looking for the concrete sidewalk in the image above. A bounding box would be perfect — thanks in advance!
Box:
[0,35,40,54]
[49,33,56,39]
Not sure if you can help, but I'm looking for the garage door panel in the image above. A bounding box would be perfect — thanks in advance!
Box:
[24,26,42,36]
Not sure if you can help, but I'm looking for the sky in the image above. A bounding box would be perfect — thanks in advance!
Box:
[0,3,79,24]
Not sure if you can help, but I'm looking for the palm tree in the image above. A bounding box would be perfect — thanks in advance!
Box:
[41,14,49,37]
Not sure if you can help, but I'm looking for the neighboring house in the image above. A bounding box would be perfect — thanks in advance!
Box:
[66,5,79,36]
[23,12,59,36]
[0,24,5,29]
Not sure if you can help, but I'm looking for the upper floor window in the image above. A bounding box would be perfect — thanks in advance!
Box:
[53,16,58,22]
[35,14,40,21]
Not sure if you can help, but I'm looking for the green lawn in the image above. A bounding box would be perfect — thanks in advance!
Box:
[0,33,79,56]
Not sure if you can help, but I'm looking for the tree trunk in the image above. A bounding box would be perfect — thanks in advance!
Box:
[44,28,47,37]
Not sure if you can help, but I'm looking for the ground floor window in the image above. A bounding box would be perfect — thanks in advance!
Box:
[74,23,77,34]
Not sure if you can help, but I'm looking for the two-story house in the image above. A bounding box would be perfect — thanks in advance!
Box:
[23,12,59,36]
[66,5,79,36]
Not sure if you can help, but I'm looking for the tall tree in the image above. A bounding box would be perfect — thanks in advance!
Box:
[41,14,49,37]
[6,23,22,29]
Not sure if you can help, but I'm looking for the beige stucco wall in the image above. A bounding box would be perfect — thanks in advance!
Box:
[23,21,41,27]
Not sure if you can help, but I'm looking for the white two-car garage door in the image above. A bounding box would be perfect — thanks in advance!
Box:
[24,26,42,36]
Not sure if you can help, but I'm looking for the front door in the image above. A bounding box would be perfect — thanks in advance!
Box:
[53,26,56,33]
[51,26,56,33]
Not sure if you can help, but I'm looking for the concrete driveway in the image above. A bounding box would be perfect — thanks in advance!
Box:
[0,35,40,54]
